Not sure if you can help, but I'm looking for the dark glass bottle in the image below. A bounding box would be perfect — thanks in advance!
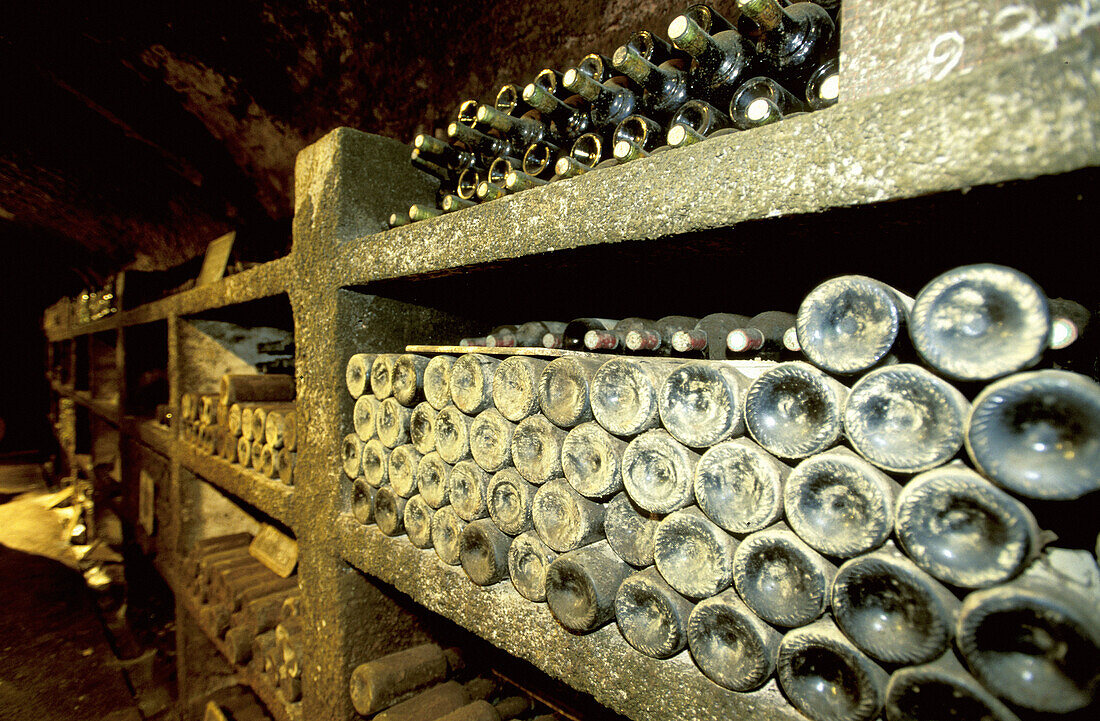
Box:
[403,495,434,549]
[409,402,436,455]
[576,52,617,82]
[729,76,806,128]
[653,506,738,599]
[491,356,549,422]
[776,618,889,721]
[670,312,752,359]
[796,275,914,375]
[614,566,695,658]
[567,133,608,169]
[726,310,797,355]
[557,317,618,351]
[805,56,839,109]
[423,355,456,411]
[562,67,640,130]
[784,447,901,558]
[738,0,837,92]
[448,354,499,415]
[668,10,757,106]
[459,518,511,585]
[894,464,1041,588]
[584,316,652,352]
[744,361,848,458]
[392,354,429,407]
[521,83,591,140]
[494,83,533,117]
[520,142,561,178]
[590,358,684,436]
[658,361,751,447]
[956,548,1100,713]
[831,543,960,665]
[486,467,537,535]
[612,114,666,157]
[561,421,628,498]
[844,363,970,474]
[475,104,552,147]
[446,121,514,161]
[910,264,1051,381]
[449,459,492,521]
[884,652,1022,721]
[625,315,701,354]
[966,369,1100,500]
[508,530,558,602]
[545,540,632,633]
[621,429,700,513]
[666,99,734,147]
[694,437,790,534]
[612,43,692,119]
[532,478,606,552]
[469,408,515,474]
[430,505,467,566]
[537,356,604,428]
[415,451,451,508]
[603,492,660,568]
[732,523,835,627]
[511,414,567,485]
[688,588,781,691]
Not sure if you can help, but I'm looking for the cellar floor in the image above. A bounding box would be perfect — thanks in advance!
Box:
[0,481,171,721]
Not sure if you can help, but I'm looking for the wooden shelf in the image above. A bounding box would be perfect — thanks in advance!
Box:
[335,514,802,721]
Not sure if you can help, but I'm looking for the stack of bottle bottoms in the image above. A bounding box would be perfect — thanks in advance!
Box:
[393,0,841,225]
[348,643,563,721]
[184,533,304,704]
[181,373,298,484]
[342,263,1098,721]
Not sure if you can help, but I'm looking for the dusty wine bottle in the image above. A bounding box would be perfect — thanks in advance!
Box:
[346,353,377,398]
[403,495,435,549]
[446,121,515,161]
[392,354,429,407]
[494,83,532,116]
[615,566,696,658]
[370,354,400,399]
[732,522,835,627]
[884,652,1021,721]
[508,531,558,602]
[567,133,607,171]
[349,643,463,716]
[956,548,1100,713]
[668,10,757,105]
[440,194,476,213]
[805,56,839,110]
[612,43,691,118]
[459,518,511,585]
[653,506,738,599]
[352,477,375,525]
[666,99,734,147]
[521,142,560,178]
[448,354,499,415]
[670,312,752,359]
[475,104,551,147]
[625,315,700,354]
[777,617,889,721]
[431,506,467,566]
[434,405,472,465]
[784,447,901,558]
[909,264,1051,381]
[844,363,970,473]
[726,310,797,355]
[374,487,407,537]
[455,169,481,201]
[486,467,537,535]
[796,275,914,375]
[557,317,617,351]
[388,444,423,498]
[537,356,604,428]
[511,414,567,484]
[449,460,492,522]
[423,355,456,410]
[729,76,805,128]
[361,439,389,488]
[738,0,836,91]
[603,492,660,568]
[342,433,363,479]
[521,83,590,140]
[410,150,451,183]
[687,587,782,692]
[622,429,700,513]
[744,361,849,459]
[409,402,437,455]
[658,361,750,447]
[831,543,960,665]
[894,464,1040,588]
[590,358,683,436]
[532,478,606,552]
[545,540,632,633]
[468,408,515,473]
[561,421,627,498]
[694,437,789,534]
[966,369,1100,500]
[416,452,452,509]
[583,317,651,352]
[377,397,412,449]
[491,356,549,421]
[562,68,640,129]
[388,212,412,228]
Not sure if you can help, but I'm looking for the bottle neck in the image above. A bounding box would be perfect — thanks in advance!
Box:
[738,0,788,32]
[613,45,681,98]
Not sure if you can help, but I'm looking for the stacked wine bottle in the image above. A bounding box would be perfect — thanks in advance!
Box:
[342,263,1100,721]
[391,0,842,226]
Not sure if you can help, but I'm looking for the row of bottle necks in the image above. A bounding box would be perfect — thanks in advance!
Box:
[342,371,1099,720]
[392,1,841,222]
